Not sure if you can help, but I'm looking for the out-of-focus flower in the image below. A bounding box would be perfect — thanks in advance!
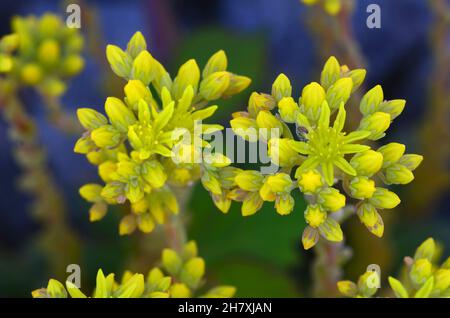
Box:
[338,238,450,298]
[32,241,236,298]
[75,32,250,234]
[0,13,84,97]
[227,56,422,249]
[301,0,343,16]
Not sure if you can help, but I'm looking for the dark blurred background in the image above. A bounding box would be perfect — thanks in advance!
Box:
[0,0,449,297]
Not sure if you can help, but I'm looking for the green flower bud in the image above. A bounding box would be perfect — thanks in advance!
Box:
[398,154,423,171]
[317,187,346,212]
[346,69,366,92]
[378,99,406,120]
[410,258,433,286]
[275,193,295,215]
[320,56,340,90]
[358,271,380,297]
[326,77,353,111]
[91,125,121,148]
[360,85,384,116]
[318,218,343,242]
[271,73,292,101]
[126,31,147,59]
[414,238,436,261]
[337,281,358,297]
[131,50,155,85]
[300,82,325,121]
[304,204,327,228]
[384,163,414,185]
[203,50,227,78]
[172,59,200,100]
[141,160,167,188]
[106,44,132,78]
[235,170,264,192]
[278,97,299,123]
[222,74,251,98]
[369,188,400,209]
[378,142,405,168]
[357,203,384,237]
[104,97,137,132]
[77,108,108,130]
[349,177,376,199]
[199,71,230,101]
[358,112,391,140]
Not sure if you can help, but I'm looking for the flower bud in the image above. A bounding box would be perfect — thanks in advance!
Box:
[21,63,42,85]
[378,143,405,168]
[230,116,258,141]
[358,112,391,140]
[369,188,401,209]
[256,110,283,130]
[38,39,60,66]
[337,281,358,297]
[346,69,366,92]
[126,31,147,59]
[349,177,376,199]
[222,74,251,98]
[384,163,414,185]
[360,85,383,115]
[79,183,103,202]
[137,213,155,233]
[320,56,340,90]
[318,218,343,242]
[302,226,319,250]
[278,97,299,123]
[297,170,323,194]
[0,54,13,72]
[91,125,121,148]
[248,92,276,115]
[357,271,380,297]
[131,50,155,85]
[89,202,108,222]
[326,77,353,111]
[170,283,191,298]
[203,50,227,78]
[271,73,292,101]
[119,214,137,235]
[264,173,293,194]
[410,259,433,286]
[300,82,325,121]
[242,192,264,216]
[433,269,450,294]
[104,97,137,132]
[199,71,230,101]
[180,257,205,289]
[414,238,436,261]
[172,59,200,100]
[124,80,152,108]
[268,137,300,167]
[201,170,222,195]
[304,204,327,228]
[76,108,108,130]
[317,187,346,212]
[162,248,182,276]
[141,160,167,188]
[62,55,85,76]
[38,14,61,37]
[357,203,384,237]
[0,34,19,53]
[235,170,264,192]
[74,136,96,154]
[378,99,405,120]
[106,44,132,78]
[398,154,423,171]
[275,193,295,215]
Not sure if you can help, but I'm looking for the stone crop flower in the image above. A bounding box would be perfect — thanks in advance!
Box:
[75,31,250,234]
[338,238,450,298]
[0,13,84,96]
[32,241,236,298]
[228,56,422,249]
[301,0,343,16]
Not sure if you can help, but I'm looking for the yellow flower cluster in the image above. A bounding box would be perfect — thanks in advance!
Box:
[75,31,250,234]
[0,13,84,96]
[301,0,343,16]
[229,56,422,249]
[32,241,235,298]
[338,238,450,298]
